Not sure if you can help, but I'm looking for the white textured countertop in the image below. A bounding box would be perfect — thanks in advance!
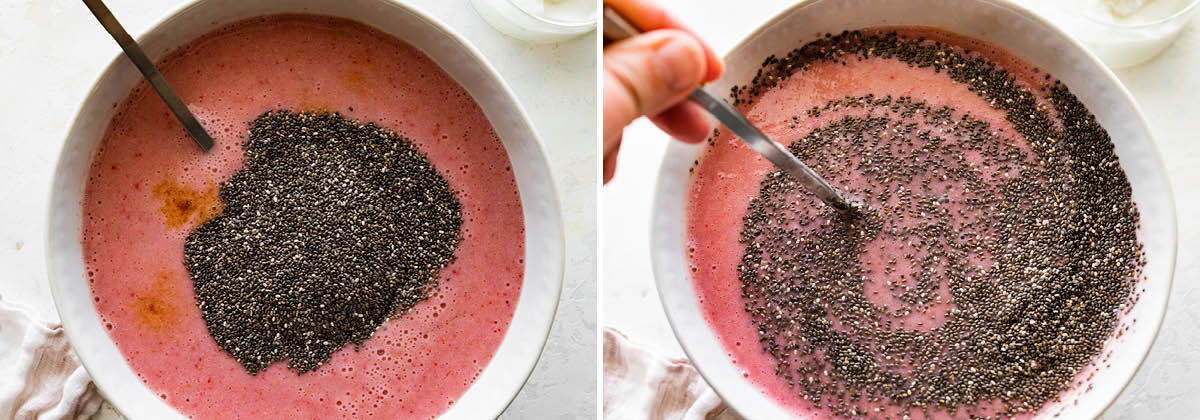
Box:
[0,0,596,419]
[602,0,1200,418]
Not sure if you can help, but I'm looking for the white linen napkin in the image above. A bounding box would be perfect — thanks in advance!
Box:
[0,296,102,420]
[603,328,742,420]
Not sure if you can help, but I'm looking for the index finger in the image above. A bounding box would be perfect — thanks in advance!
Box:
[603,0,723,82]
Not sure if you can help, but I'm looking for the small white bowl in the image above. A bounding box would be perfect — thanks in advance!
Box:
[46,1,564,419]
[470,0,596,44]
[1027,0,1200,69]
[651,0,1176,418]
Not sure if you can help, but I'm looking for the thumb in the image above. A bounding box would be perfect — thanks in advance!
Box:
[603,29,708,149]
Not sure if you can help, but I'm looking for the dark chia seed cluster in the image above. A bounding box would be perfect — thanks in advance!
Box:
[184,110,462,374]
[728,31,1145,418]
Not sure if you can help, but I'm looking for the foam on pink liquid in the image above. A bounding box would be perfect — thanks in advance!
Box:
[82,15,523,420]
[686,28,1069,419]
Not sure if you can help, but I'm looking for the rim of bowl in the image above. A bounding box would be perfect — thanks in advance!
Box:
[650,0,1177,418]
[45,1,565,419]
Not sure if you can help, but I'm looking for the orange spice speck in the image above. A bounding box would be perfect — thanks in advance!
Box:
[132,271,181,332]
[341,70,371,95]
[152,177,221,229]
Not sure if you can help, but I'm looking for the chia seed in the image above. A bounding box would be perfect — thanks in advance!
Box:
[727,30,1145,419]
[183,110,463,374]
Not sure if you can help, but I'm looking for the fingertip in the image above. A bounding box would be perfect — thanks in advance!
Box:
[651,29,708,91]
[603,151,618,184]
[651,101,713,144]
[703,54,724,82]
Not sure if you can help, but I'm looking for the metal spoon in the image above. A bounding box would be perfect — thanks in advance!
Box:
[603,6,855,213]
[82,0,214,152]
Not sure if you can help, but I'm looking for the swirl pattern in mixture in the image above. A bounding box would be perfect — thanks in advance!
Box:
[731,30,1145,419]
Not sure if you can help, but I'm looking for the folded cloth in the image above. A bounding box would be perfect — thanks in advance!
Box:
[603,328,741,420]
[0,296,102,420]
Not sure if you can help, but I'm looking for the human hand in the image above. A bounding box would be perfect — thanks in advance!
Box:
[602,0,723,183]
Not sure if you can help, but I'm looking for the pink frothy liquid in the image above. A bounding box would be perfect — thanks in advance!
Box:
[686,28,1081,419]
[82,15,523,420]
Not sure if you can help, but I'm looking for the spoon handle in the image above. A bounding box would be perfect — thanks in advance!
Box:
[685,88,852,212]
[81,0,214,152]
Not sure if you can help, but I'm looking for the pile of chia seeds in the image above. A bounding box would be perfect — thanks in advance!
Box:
[184,110,462,374]
[729,31,1144,418]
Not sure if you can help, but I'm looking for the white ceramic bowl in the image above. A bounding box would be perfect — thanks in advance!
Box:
[651,0,1176,418]
[46,1,564,419]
